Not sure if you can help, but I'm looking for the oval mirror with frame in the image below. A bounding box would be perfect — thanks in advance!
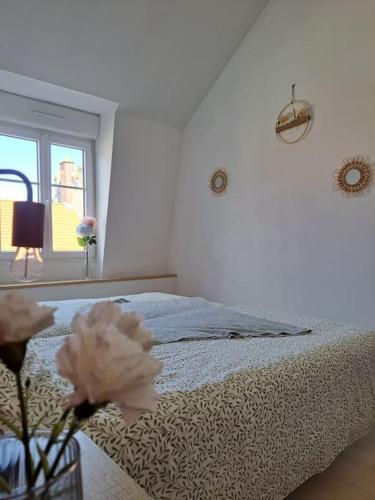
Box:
[333,156,372,196]
[210,169,229,195]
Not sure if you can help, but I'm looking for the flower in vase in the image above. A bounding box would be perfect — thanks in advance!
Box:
[76,216,97,247]
[0,293,55,345]
[56,315,162,424]
[76,224,93,237]
[0,294,55,372]
[81,217,96,229]
[85,301,154,351]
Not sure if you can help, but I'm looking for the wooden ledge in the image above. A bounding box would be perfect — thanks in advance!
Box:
[0,274,177,290]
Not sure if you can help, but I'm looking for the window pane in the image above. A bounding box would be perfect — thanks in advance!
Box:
[51,186,84,252]
[51,144,84,187]
[0,134,39,183]
[0,181,38,252]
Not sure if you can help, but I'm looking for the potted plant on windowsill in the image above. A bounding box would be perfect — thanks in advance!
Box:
[0,294,161,499]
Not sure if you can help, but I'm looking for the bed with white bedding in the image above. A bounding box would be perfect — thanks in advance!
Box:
[1,292,375,499]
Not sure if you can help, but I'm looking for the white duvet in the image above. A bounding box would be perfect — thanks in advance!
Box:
[37,292,372,394]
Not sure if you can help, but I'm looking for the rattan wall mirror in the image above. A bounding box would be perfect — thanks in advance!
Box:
[333,156,372,196]
[210,169,229,195]
[275,84,312,144]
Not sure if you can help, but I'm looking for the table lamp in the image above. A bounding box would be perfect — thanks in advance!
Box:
[0,169,45,282]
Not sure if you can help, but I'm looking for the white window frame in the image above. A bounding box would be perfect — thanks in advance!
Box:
[0,120,95,259]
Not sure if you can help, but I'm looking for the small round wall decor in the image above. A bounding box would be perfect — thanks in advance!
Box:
[210,168,229,195]
[275,84,313,144]
[333,156,372,197]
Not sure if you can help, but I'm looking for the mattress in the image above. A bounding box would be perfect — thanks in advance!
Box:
[1,292,375,499]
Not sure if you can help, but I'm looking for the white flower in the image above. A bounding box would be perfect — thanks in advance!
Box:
[56,319,162,424]
[0,294,55,345]
[84,301,154,351]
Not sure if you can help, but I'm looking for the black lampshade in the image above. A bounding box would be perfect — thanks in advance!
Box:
[12,201,45,248]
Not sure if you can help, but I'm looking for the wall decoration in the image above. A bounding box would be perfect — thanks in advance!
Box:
[210,168,229,195]
[275,84,313,144]
[333,156,372,197]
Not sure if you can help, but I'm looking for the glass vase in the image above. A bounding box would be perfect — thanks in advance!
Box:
[83,246,90,280]
[0,432,82,499]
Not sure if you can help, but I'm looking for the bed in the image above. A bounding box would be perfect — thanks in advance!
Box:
[1,292,375,499]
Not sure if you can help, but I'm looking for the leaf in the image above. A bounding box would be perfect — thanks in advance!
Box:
[51,419,66,440]
[30,417,46,439]
[0,475,11,494]
[77,236,90,247]
[36,443,50,479]
[0,414,22,439]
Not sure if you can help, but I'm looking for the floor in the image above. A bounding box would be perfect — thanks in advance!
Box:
[287,427,375,499]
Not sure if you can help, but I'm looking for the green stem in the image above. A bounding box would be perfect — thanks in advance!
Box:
[32,408,71,486]
[15,372,33,489]
[46,421,80,481]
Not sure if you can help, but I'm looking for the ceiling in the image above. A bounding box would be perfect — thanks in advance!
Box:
[0,0,269,128]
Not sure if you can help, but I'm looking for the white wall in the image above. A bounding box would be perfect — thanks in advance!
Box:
[103,113,181,277]
[171,0,375,327]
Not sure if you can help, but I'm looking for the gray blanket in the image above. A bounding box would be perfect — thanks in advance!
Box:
[115,297,311,344]
[41,296,310,344]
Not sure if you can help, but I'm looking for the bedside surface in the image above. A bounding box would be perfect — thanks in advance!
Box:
[76,431,152,499]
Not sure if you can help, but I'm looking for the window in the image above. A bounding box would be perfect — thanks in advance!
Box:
[0,122,94,256]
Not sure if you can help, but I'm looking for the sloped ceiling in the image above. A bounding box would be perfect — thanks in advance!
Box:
[0,0,268,128]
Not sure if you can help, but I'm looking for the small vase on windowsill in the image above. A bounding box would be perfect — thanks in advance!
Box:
[83,246,91,280]
[76,216,97,281]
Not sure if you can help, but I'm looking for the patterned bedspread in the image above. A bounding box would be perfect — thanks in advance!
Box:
[1,293,375,500]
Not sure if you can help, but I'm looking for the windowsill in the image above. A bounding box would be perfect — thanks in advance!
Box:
[0,253,93,261]
[0,273,177,290]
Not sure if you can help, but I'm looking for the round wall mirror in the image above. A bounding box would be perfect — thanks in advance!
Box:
[275,85,312,144]
[345,168,361,185]
[275,101,312,144]
[333,156,372,196]
[210,169,229,195]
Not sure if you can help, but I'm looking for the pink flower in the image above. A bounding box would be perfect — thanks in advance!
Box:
[85,302,154,351]
[56,311,162,424]
[0,294,55,345]
[80,217,96,229]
